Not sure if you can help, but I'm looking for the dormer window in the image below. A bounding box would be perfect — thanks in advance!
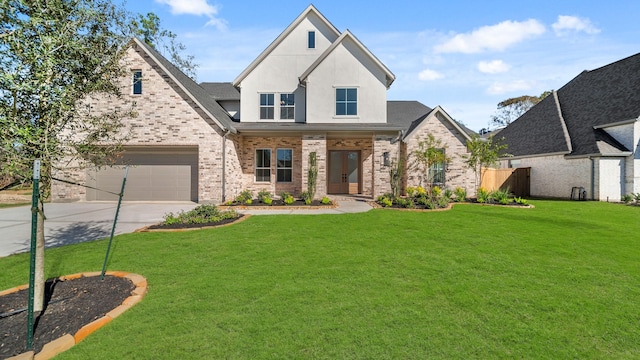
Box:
[308,31,315,49]
[132,70,142,95]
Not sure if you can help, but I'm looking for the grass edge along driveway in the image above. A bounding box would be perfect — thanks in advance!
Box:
[1,200,639,359]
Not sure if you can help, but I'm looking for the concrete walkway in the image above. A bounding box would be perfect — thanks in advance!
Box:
[0,200,371,258]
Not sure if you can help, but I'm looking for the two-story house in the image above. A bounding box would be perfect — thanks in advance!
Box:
[52,4,475,203]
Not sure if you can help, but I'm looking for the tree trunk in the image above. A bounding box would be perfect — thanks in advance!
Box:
[33,200,45,312]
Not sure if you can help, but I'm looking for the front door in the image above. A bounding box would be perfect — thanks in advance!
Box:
[328,151,360,194]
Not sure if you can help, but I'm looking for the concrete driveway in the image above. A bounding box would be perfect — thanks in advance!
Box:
[0,202,197,258]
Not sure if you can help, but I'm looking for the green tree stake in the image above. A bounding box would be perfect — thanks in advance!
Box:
[27,159,40,350]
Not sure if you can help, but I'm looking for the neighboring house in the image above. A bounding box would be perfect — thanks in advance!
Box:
[52,4,474,203]
[498,52,640,201]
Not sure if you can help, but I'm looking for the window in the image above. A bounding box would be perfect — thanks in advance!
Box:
[428,149,446,185]
[132,70,142,95]
[336,88,357,116]
[255,149,271,182]
[277,149,293,182]
[308,31,315,48]
[260,93,274,119]
[280,94,295,120]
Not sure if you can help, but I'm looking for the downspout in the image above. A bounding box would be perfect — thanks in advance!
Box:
[590,157,595,200]
[222,130,229,203]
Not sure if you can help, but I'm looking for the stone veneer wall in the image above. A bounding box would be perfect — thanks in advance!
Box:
[372,135,401,197]
[404,112,475,197]
[51,45,226,202]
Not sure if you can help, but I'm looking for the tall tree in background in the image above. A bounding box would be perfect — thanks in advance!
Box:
[131,12,198,80]
[0,0,136,311]
[491,91,552,127]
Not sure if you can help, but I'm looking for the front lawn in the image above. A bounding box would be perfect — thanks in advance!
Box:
[1,201,639,359]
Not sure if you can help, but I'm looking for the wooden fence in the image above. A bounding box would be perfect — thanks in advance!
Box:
[480,167,530,197]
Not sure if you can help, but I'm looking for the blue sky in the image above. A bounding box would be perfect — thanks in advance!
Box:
[124,0,640,132]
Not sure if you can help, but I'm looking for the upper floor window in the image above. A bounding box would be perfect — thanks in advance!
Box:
[132,70,142,95]
[277,148,293,182]
[336,88,357,116]
[255,149,271,182]
[280,94,295,120]
[308,31,315,49]
[260,93,274,119]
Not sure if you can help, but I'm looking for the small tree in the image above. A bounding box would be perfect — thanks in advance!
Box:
[389,157,403,198]
[307,152,318,200]
[412,134,450,195]
[0,0,136,311]
[464,134,509,194]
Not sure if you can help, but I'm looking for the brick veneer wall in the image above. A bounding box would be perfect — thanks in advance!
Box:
[51,45,226,202]
[373,135,401,197]
[404,112,475,197]
[302,135,328,198]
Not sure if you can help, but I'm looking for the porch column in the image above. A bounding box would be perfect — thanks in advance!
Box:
[302,134,327,198]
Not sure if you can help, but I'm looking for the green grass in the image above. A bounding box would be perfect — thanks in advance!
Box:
[2,201,639,359]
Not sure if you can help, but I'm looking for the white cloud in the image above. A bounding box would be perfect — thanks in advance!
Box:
[478,60,510,74]
[155,0,227,30]
[487,80,536,95]
[552,15,600,36]
[434,19,546,54]
[418,68,444,81]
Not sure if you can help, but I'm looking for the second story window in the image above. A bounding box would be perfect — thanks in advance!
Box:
[260,93,274,119]
[336,88,357,116]
[308,31,315,48]
[132,70,142,95]
[280,94,295,120]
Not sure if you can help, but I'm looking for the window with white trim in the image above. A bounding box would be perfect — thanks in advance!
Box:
[259,93,274,119]
[277,148,292,182]
[336,88,357,116]
[255,149,271,182]
[308,31,316,48]
[428,149,446,185]
[132,70,142,95]
[280,94,295,120]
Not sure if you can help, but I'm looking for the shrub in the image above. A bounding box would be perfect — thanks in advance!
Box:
[376,195,393,207]
[621,194,634,204]
[443,188,453,201]
[634,193,640,204]
[245,198,252,205]
[514,197,528,205]
[300,191,312,205]
[406,186,416,198]
[432,186,442,198]
[476,188,490,203]
[162,204,238,225]
[283,194,295,205]
[437,196,450,208]
[235,189,252,204]
[263,197,273,205]
[416,186,427,196]
[454,187,467,202]
[257,189,272,203]
[395,197,414,209]
[321,196,331,205]
[491,188,511,205]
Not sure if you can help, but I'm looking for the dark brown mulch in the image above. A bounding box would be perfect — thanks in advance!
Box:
[146,214,245,230]
[0,275,135,358]
[229,199,333,207]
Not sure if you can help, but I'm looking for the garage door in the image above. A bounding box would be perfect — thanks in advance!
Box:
[86,148,198,201]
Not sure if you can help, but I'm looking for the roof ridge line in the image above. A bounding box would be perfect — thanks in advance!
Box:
[553,90,573,153]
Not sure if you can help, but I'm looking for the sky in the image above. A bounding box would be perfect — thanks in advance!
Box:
[123,0,640,132]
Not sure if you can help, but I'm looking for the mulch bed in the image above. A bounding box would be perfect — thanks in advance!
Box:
[146,214,245,230]
[227,199,333,207]
[0,275,135,358]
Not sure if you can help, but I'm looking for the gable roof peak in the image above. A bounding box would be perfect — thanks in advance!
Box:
[232,4,341,87]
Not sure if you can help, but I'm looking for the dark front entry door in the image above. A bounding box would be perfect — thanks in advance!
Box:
[328,151,360,194]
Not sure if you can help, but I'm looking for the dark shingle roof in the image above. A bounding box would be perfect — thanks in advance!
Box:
[134,39,236,132]
[199,82,240,100]
[501,52,640,157]
[387,101,432,135]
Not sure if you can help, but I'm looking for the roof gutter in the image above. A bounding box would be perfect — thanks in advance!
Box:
[593,116,639,129]
[565,152,633,159]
